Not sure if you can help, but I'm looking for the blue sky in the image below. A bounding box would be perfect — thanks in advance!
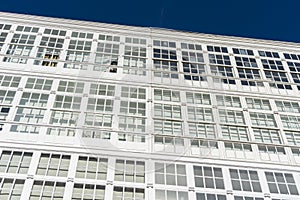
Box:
[1,0,299,43]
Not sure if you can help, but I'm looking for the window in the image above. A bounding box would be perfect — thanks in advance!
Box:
[82,130,111,140]
[97,43,119,54]
[17,25,36,33]
[197,193,226,200]
[154,119,182,135]
[47,127,76,137]
[191,139,219,157]
[71,31,93,39]
[153,60,178,79]
[124,46,146,57]
[0,75,21,88]
[181,45,205,80]
[125,37,146,45]
[25,78,53,90]
[10,33,36,45]
[194,165,224,189]
[54,95,82,110]
[182,50,203,62]
[253,128,281,144]
[36,153,70,177]
[209,54,231,65]
[121,87,146,99]
[154,89,180,102]
[35,36,64,66]
[189,123,215,138]
[66,51,90,62]
[0,178,25,199]
[64,63,88,70]
[118,116,145,132]
[287,61,300,72]
[95,41,119,65]
[156,190,188,200]
[68,40,92,51]
[155,163,187,186]
[13,107,45,123]
[49,110,79,127]
[115,159,145,183]
[264,71,289,83]
[154,136,184,152]
[216,95,241,108]
[291,148,300,163]
[87,98,114,113]
[84,113,112,127]
[10,124,40,134]
[229,169,262,192]
[237,68,263,86]
[285,131,300,145]
[99,34,120,42]
[3,56,27,64]
[235,56,257,68]
[183,63,206,81]
[0,150,32,174]
[258,145,286,162]
[284,53,300,60]
[0,32,8,50]
[120,101,146,116]
[19,92,49,107]
[246,98,271,110]
[153,40,176,48]
[72,184,105,200]
[234,196,263,200]
[89,83,115,96]
[280,115,300,130]
[30,181,65,200]
[181,42,202,50]
[4,43,32,63]
[154,103,181,119]
[250,112,276,127]
[0,90,15,104]
[258,50,279,58]
[153,44,178,79]
[291,73,300,85]
[261,59,284,70]
[40,36,64,48]
[221,125,248,141]
[5,45,32,56]
[76,156,107,180]
[233,48,254,55]
[118,133,145,143]
[207,45,228,53]
[211,65,235,84]
[224,142,253,159]
[123,56,146,75]
[287,62,300,85]
[0,24,12,30]
[275,100,300,113]
[113,186,144,200]
[186,92,211,105]
[0,105,10,120]
[265,71,291,89]
[44,28,66,36]
[265,171,298,195]
[187,107,213,122]
[219,109,244,125]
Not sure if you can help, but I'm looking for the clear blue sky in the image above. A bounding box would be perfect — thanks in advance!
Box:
[1,0,299,43]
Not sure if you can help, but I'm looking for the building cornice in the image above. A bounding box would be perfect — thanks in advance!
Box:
[0,11,299,52]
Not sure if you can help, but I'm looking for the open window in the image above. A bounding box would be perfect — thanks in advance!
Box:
[109,60,118,73]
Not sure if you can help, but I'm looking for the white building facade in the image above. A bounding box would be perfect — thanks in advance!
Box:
[0,12,300,200]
